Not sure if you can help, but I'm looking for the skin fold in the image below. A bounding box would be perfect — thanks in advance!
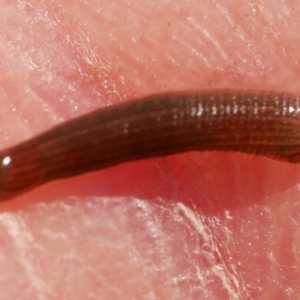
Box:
[0,0,300,299]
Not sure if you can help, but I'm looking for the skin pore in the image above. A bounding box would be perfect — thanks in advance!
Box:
[0,0,300,299]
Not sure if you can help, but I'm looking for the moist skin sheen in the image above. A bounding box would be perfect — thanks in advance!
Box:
[1,90,300,200]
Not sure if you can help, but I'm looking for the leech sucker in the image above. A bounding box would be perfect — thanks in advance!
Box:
[1,90,300,200]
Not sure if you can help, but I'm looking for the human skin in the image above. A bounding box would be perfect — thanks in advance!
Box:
[0,0,300,299]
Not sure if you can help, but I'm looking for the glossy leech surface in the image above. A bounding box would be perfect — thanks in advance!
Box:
[1,90,300,200]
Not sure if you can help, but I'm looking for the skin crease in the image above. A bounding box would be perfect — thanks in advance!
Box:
[1,0,300,299]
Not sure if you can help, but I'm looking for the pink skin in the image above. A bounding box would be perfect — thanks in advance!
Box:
[0,0,299,298]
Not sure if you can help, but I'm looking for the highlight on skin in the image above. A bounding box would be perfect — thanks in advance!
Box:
[1,90,300,200]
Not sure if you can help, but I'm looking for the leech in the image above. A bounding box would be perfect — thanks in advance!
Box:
[1,90,300,200]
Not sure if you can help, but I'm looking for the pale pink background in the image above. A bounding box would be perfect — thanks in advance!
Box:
[0,0,300,299]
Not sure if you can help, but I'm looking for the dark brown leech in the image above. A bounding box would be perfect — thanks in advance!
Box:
[1,90,300,200]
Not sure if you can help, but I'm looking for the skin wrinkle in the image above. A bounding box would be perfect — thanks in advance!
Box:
[176,203,244,297]
[0,213,50,299]
[43,196,238,298]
